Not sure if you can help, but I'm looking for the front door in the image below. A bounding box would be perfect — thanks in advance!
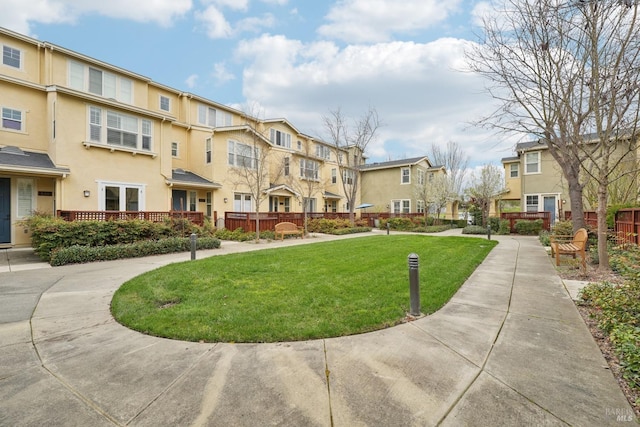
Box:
[172,190,187,211]
[0,178,10,243]
[543,196,557,226]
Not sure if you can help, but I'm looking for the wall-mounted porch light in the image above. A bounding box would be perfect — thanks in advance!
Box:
[83,190,91,197]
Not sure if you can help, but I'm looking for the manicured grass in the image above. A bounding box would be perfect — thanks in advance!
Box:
[111,235,497,343]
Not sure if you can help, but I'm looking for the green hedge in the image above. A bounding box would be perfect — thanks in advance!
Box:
[50,237,221,266]
[514,219,543,235]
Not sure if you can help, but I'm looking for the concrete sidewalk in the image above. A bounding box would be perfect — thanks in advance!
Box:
[0,231,635,426]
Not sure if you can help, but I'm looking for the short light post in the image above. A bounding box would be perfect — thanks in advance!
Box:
[387,222,390,235]
[408,253,421,316]
[190,233,197,260]
[487,225,491,240]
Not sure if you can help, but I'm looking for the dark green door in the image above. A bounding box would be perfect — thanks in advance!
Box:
[172,190,187,211]
[0,178,10,243]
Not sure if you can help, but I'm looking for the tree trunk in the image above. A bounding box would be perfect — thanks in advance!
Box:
[254,210,261,242]
[596,182,610,272]
[566,181,586,233]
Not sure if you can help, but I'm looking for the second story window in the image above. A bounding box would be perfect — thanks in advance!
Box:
[228,140,258,169]
[198,105,233,127]
[160,96,171,112]
[270,129,291,148]
[342,169,355,185]
[300,159,319,180]
[284,157,290,176]
[525,152,540,174]
[1,107,23,131]
[89,106,152,151]
[417,169,426,185]
[510,163,519,178]
[401,167,410,184]
[205,138,212,164]
[69,61,133,103]
[2,45,21,69]
[331,168,337,184]
[171,142,179,157]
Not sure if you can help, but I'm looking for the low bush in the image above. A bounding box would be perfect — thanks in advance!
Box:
[50,237,221,266]
[462,225,489,235]
[514,219,543,235]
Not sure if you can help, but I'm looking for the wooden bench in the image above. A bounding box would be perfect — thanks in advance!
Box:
[275,222,304,241]
[550,228,588,270]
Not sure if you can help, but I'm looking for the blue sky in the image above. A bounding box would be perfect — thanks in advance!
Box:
[0,0,516,168]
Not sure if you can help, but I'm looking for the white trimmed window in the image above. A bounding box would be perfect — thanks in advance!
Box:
[401,167,410,184]
[159,95,171,112]
[234,193,253,212]
[99,182,145,211]
[526,195,539,212]
[316,144,331,160]
[1,107,23,131]
[205,138,212,164]
[392,199,410,214]
[2,45,22,69]
[171,142,179,157]
[228,140,258,169]
[342,169,355,185]
[300,159,320,180]
[88,106,152,152]
[198,104,233,127]
[69,61,133,103]
[16,178,34,218]
[331,168,337,184]
[284,157,290,176]
[417,169,426,185]
[417,200,425,214]
[510,163,519,178]
[525,152,540,174]
[270,129,291,148]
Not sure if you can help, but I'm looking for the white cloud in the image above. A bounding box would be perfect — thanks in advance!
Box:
[318,0,463,43]
[236,34,509,166]
[204,0,248,11]
[185,74,199,88]
[212,62,235,84]
[0,0,192,34]
[196,5,233,38]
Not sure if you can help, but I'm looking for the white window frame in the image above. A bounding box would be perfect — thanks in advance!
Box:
[316,144,331,160]
[417,169,426,185]
[525,152,540,174]
[1,107,24,132]
[510,163,519,178]
[16,178,34,219]
[331,168,337,184]
[270,129,292,148]
[69,61,133,104]
[159,95,171,112]
[88,106,153,152]
[233,193,253,212]
[198,105,233,127]
[525,194,539,212]
[205,138,212,164]
[2,44,22,69]
[171,142,179,157]
[417,200,425,214]
[284,157,290,176]
[401,167,410,184]
[300,159,320,180]
[228,140,258,169]
[392,199,411,214]
[342,169,355,185]
[98,181,146,211]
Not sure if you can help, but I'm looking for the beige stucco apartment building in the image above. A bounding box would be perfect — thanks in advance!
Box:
[0,27,357,247]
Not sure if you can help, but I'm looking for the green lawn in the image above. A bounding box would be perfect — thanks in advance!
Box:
[111,235,497,343]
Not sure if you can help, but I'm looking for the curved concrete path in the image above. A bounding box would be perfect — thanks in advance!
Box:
[0,231,635,426]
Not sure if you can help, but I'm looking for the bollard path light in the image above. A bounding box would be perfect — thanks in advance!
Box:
[487,225,491,240]
[408,253,421,316]
[190,233,197,260]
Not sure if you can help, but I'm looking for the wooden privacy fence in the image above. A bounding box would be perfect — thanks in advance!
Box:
[613,208,640,245]
[224,212,352,233]
[57,210,206,226]
[500,212,551,233]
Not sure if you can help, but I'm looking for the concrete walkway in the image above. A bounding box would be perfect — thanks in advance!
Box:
[0,231,635,426]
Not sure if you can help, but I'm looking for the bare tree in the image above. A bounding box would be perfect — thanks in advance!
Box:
[466,0,640,271]
[322,107,381,225]
[414,171,449,225]
[466,164,505,227]
[228,113,283,241]
[285,139,326,234]
[430,141,469,201]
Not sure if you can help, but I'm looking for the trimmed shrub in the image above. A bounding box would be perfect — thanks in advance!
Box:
[514,219,543,235]
[50,237,221,266]
[462,225,489,235]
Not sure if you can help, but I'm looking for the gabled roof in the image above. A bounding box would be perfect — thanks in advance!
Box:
[324,191,343,199]
[264,184,300,197]
[0,146,70,177]
[213,124,272,146]
[501,156,519,163]
[168,169,221,189]
[359,156,431,171]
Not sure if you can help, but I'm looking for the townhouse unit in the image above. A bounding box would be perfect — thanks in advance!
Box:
[501,137,639,225]
[360,156,458,219]
[0,27,354,247]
